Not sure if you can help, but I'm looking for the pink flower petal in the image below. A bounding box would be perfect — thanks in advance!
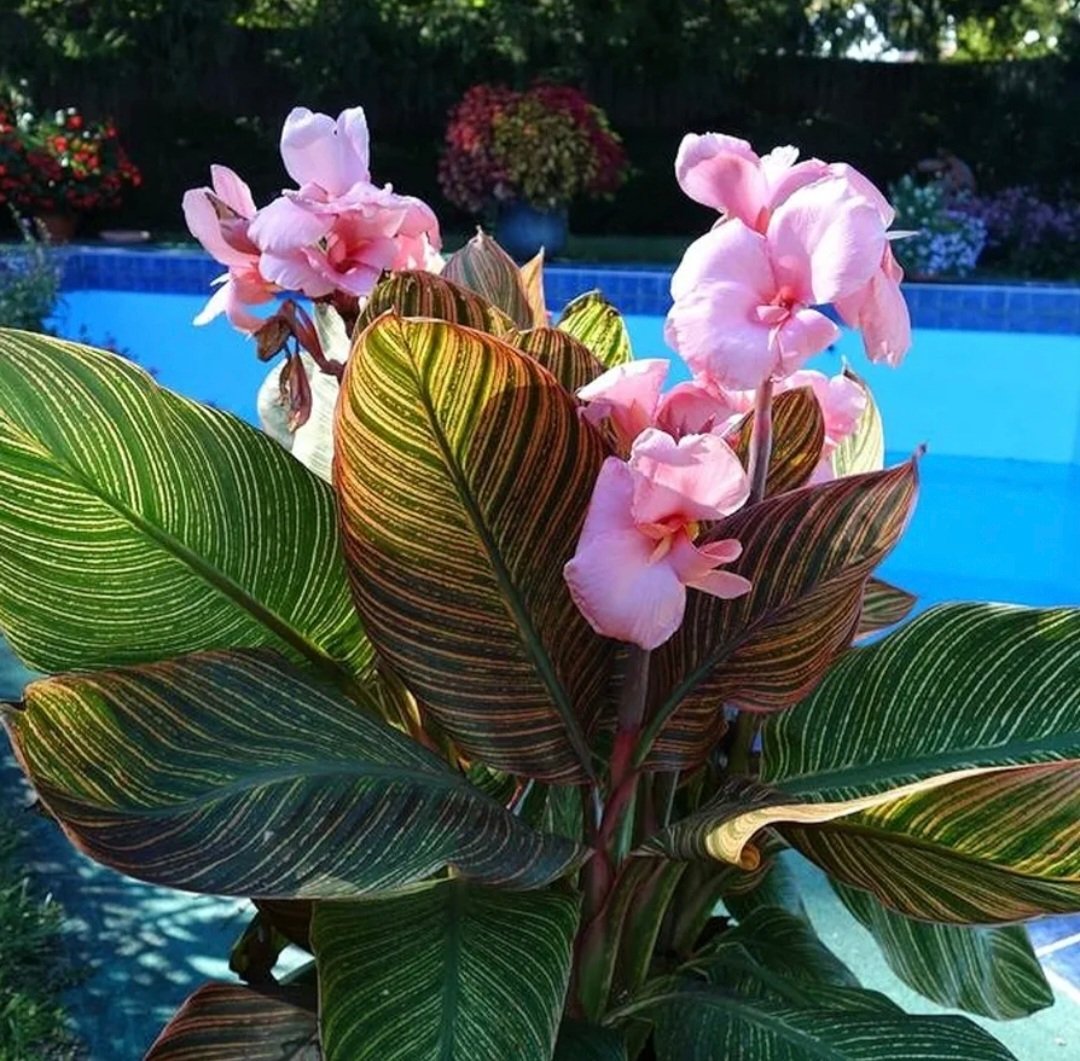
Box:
[563,460,690,649]
[248,196,331,255]
[578,360,669,443]
[280,106,371,196]
[835,247,911,367]
[656,378,743,438]
[780,370,866,451]
[628,428,750,525]
[667,534,751,600]
[675,133,768,227]
[774,307,841,377]
[827,162,896,227]
[210,164,257,218]
[671,220,774,301]
[767,176,887,305]
[182,188,252,269]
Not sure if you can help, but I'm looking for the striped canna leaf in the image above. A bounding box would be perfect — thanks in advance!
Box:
[640,460,918,770]
[511,326,606,395]
[442,230,534,329]
[855,576,917,639]
[729,388,826,497]
[833,881,1053,1020]
[557,292,632,369]
[312,881,579,1061]
[5,650,585,895]
[642,604,1080,923]
[831,368,883,478]
[0,329,373,692]
[520,248,549,327]
[355,269,514,337]
[143,982,320,1060]
[335,313,613,782]
[645,982,1016,1060]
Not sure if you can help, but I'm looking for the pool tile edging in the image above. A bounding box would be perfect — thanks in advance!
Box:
[44,246,1080,335]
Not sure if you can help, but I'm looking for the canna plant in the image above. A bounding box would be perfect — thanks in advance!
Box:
[0,112,1077,1061]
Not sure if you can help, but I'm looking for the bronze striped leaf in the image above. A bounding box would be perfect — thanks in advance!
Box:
[730,388,826,497]
[6,650,585,895]
[557,292,632,369]
[856,577,917,639]
[335,313,613,783]
[639,461,918,770]
[831,368,883,478]
[355,269,514,337]
[511,326,607,395]
[313,882,579,1061]
[643,604,1080,923]
[143,982,320,1060]
[520,248,549,327]
[0,328,372,695]
[442,230,534,329]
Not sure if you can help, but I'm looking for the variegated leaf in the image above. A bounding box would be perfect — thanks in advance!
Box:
[557,292,632,369]
[512,326,606,395]
[442,230,533,329]
[730,388,826,497]
[335,314,613,782]
[833,881,1053,1020]
[0,329,372,691]
[831,368,883,477]
[6,651,584,895]
[313,882,578,1061]
[143,983,320,1060]
[856,577,917,639]
[641,461,918,770]
[520,248,549,327]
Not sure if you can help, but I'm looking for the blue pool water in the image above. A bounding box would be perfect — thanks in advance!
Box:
[51,289,1080,613]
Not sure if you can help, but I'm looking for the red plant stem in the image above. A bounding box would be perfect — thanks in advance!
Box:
[747,378,774,504]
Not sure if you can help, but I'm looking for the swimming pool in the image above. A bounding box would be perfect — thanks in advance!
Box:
[50,284,1080,615]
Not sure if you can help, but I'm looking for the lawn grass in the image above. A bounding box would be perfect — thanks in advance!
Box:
[0,808,81,1060]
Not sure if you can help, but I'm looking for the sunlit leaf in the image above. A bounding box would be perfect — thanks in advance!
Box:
[730,388,826,497]
[831,369,883,478]
[512,326,606,394]
[557,292,632,369]
[355,269,514,336]
[520,248,549,327]
[443,229,533,329]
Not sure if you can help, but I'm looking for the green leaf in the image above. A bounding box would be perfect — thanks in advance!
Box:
[6,650,585,895]
[647,983,1016,1060]
[312,881,578,1061]
[0,329,372,691]
[647,604,1080,923]
[831,368,883,477]
[520,247,549,328]
[557,292,632,369]
[640,461,918,770]
[143,982,319,1060]
[833,881,1053,1019]
[442,230,534,329]
[554,1020,628,1061]
[856,577,917,639]
[356,269,514,337]
[336,313,613,782]
[512,326,606,395]
[730,388,826,497]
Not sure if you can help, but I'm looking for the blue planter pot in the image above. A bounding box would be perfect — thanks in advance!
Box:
[495,201,568,261]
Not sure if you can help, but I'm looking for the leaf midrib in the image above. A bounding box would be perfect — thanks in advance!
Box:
[401,323,595,780]
[438,882,465,1060]
[1,405,377,711]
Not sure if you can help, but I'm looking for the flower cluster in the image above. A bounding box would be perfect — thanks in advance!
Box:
[565,133,910,650]
[183,106,442,332]
[953,185,1080,279]
[888,175,986,278]
[0,98,140,215]
[439,83,628,213]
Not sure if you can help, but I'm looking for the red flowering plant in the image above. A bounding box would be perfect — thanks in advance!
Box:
[440,82,628,212]
[0,92,140,216]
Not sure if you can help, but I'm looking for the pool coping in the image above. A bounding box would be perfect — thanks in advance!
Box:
[12,244,1080,334]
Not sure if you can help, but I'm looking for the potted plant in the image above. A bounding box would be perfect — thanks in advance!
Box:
[439,82,628,260]
[0,89,141,242]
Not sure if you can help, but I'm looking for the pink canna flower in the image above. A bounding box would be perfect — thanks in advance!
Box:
[664,181,886,389]
[250,107,442,300]
[834,244,911,368]
[182,165,279,332]
[564,428,751,650]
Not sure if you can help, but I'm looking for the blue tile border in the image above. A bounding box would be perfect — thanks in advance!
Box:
[8,244,1080,335]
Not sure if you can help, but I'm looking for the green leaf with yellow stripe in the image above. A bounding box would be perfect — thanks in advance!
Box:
[833,881,1053,1020]
[143,983,320,1060]
[443,230,534,329]
[355,270,514,337]
[730,388,826,497]
[557,292,632,369]
[5,650,585,895]
[312,881,578,1061]
[335,313,613,782]
[831,369,883,478]
[642,604,1080,923]
[639,461,918,770]
[0,328,372,693]
[511,326,606,395]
